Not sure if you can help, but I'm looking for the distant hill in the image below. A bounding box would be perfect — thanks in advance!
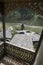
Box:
[5,8,43,26]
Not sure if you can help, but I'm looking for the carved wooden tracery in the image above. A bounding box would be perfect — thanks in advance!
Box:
[2,0,43,15]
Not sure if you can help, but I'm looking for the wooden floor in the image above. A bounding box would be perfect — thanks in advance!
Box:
[0,56,30,65]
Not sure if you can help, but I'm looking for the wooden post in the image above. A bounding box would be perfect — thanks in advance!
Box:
[2,2,6,55]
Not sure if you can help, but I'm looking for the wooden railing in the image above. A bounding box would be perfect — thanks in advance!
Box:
[0,43,4,58]
[5,43,35,64]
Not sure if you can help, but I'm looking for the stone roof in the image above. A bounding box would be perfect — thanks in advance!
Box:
[10,34,35,52]
[0,30,12,39]
[16,30,40,42]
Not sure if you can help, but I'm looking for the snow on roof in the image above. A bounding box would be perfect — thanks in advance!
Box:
[32,34,40,42]
[26,33,40,42]
[10,34,35,52]
[16,30,27,33]
[16,30,29,32]
[0,30,12,39]
[6,30,12,38]
[16,30,40,42]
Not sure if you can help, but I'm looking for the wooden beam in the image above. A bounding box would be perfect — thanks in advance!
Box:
[2,2,6,55]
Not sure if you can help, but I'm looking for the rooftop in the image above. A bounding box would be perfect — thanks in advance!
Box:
[0,30,12,39]
[16,30,40,42]
[10,34,35,52]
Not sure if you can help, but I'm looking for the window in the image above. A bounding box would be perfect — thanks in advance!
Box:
[0,1,43,65]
